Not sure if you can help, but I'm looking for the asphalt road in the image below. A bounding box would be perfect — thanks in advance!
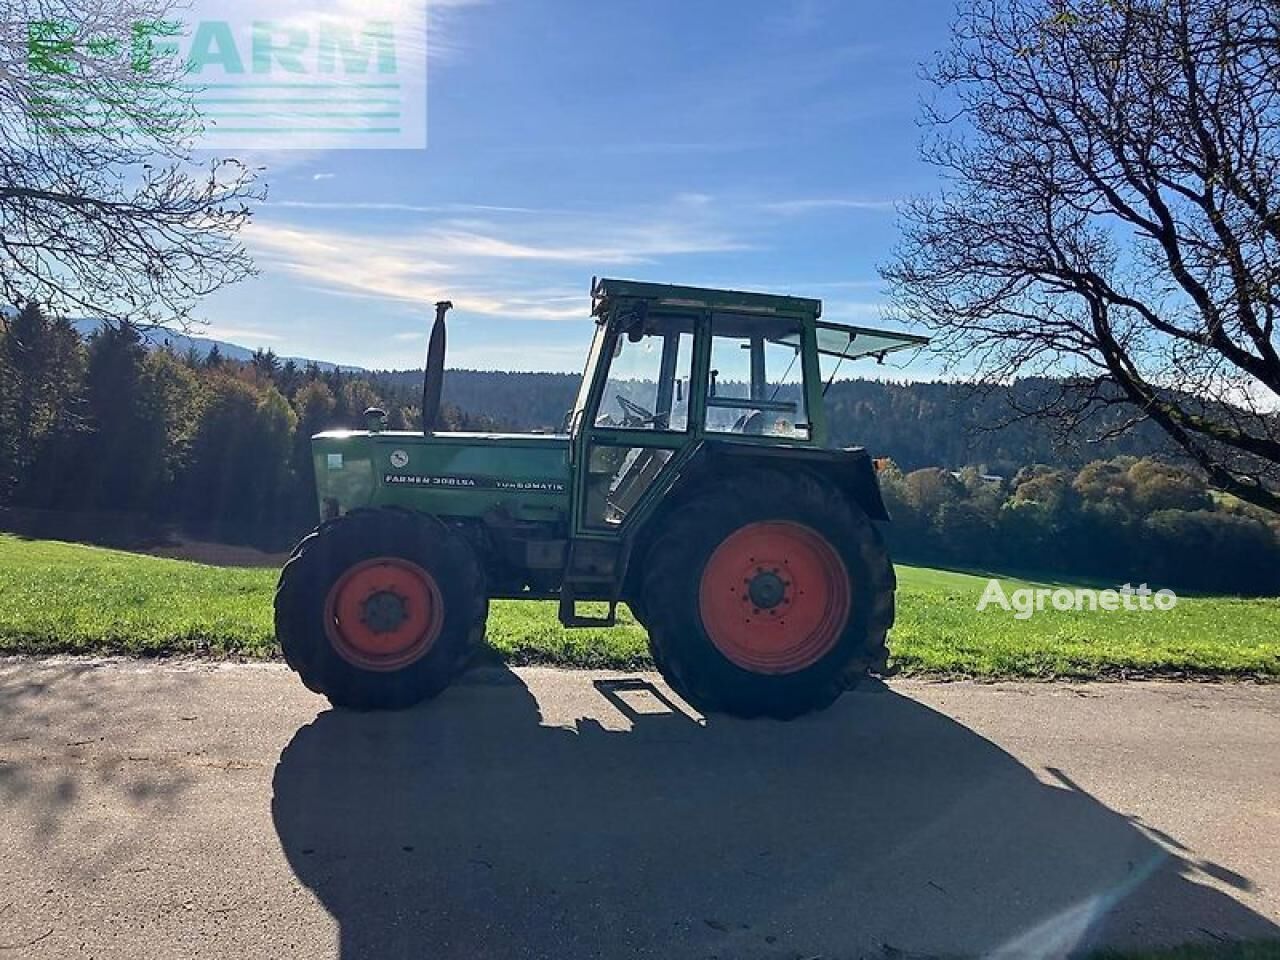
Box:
[1,660,1277,960]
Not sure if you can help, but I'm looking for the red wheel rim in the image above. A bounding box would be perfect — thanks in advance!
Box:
[324,557,444,671]
[698,521,852,675]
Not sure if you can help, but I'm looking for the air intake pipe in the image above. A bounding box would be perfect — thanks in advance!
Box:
[422,300,452,433]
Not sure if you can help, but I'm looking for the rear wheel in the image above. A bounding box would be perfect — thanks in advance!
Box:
[638,469,894,720]
[275,509,487,710]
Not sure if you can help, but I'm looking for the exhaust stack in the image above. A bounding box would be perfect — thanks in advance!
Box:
[422,300,452,433]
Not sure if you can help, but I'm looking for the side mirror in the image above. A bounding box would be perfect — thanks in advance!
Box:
[709,369,719,397]
[364,406,388,432]
[675,379,683,404]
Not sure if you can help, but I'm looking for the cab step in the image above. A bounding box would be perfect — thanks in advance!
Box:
[558,584,619,628]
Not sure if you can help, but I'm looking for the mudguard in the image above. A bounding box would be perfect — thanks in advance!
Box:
[684,440,891,522]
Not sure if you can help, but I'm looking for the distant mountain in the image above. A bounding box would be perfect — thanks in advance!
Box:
[67,318,362,372]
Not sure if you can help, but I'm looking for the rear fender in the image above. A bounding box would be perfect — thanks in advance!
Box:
[670,441,890,522]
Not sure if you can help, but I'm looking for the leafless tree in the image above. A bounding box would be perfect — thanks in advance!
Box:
[0,0,260,330]
[884,0,1280,512]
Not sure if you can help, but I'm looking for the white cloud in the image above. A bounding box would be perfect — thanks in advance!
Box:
[264,200,540,214]
[195,0,483,63]
[491,142,760,157]
[807,279,884,290]
[762,198,897,214]
[312,173,337,182]
[821,300,891,320]
[244,201,750,320]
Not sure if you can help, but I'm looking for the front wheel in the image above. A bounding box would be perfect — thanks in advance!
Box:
[637,469,895,720]
[274,509,487,710]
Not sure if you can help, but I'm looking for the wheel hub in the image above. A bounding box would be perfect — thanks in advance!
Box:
[360,590,409,635]
[746,569,788,610]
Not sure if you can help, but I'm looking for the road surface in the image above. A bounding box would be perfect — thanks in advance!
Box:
[1,659,1277,959]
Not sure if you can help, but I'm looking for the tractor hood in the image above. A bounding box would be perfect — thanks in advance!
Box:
[311,430,572,522]
[314,429,569,447]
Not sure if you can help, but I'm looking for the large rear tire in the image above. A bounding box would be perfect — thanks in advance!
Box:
[637,469,894,720]
[275,509,487,710]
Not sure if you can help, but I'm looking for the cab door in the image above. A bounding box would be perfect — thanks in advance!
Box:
[571,309,701,538]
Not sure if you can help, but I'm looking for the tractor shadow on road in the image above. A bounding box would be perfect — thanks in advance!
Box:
[271,670,1277,960]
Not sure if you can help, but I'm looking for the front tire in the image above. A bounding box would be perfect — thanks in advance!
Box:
[638,469,895,720]
[275,509,487,710]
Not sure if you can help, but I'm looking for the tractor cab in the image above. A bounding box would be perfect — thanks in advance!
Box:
[567,278,926,536]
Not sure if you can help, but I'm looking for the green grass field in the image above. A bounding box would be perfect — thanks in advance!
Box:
[1,533,1278,679]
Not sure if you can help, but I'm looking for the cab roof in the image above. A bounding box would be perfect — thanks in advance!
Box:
[592,277,822,318]
[591,277,929,361]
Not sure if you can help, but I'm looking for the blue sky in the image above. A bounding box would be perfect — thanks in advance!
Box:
[198,0,955,372]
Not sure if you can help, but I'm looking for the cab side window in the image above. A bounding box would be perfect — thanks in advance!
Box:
[705,314,809,439]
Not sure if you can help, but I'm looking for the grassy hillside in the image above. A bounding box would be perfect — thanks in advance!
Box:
[1,534,1277,679]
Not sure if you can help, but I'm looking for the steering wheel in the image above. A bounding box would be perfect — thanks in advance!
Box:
[741,411,767,435]
[616,395,658,427]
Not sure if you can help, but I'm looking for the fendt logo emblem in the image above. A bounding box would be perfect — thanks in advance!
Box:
[389,450,410,469]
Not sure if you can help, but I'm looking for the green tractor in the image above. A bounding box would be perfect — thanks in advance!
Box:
[274,279,926,719]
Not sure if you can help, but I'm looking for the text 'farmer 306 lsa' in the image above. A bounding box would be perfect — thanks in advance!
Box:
[274,279,927,719]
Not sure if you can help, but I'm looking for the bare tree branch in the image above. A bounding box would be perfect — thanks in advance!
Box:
[0,0,261,329]
[885,0,1280,512]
